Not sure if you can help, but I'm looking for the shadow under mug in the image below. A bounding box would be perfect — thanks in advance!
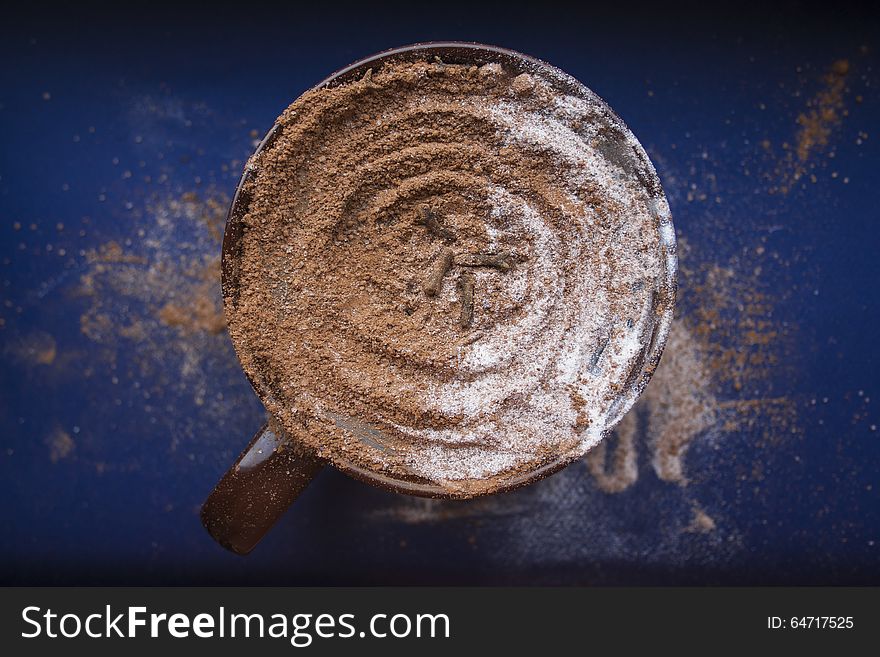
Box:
[201,42,677,555]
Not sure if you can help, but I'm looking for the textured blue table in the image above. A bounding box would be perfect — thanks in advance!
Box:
[1,2,878,584]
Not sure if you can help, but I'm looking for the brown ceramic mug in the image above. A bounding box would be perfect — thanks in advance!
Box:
[201,42,677,555]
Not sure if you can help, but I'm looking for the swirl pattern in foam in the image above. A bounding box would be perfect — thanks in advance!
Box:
[227,57,676,496]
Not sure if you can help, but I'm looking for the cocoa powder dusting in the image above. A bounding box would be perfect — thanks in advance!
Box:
[228,59,675,495]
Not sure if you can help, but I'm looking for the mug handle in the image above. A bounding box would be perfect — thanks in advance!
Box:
[200,421,325,555]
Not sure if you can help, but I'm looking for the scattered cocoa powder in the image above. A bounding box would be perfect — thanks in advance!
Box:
[159,259,227,335]
[45,425,75,463]
[686,506,717,534]
[767,58,852,194]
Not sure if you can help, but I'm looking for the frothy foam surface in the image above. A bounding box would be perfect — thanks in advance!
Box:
[228,57,675,496]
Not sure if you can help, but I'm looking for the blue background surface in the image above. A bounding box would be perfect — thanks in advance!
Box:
[1,1,878,584]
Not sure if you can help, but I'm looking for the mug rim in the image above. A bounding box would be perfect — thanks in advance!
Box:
[220,41,678,499]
